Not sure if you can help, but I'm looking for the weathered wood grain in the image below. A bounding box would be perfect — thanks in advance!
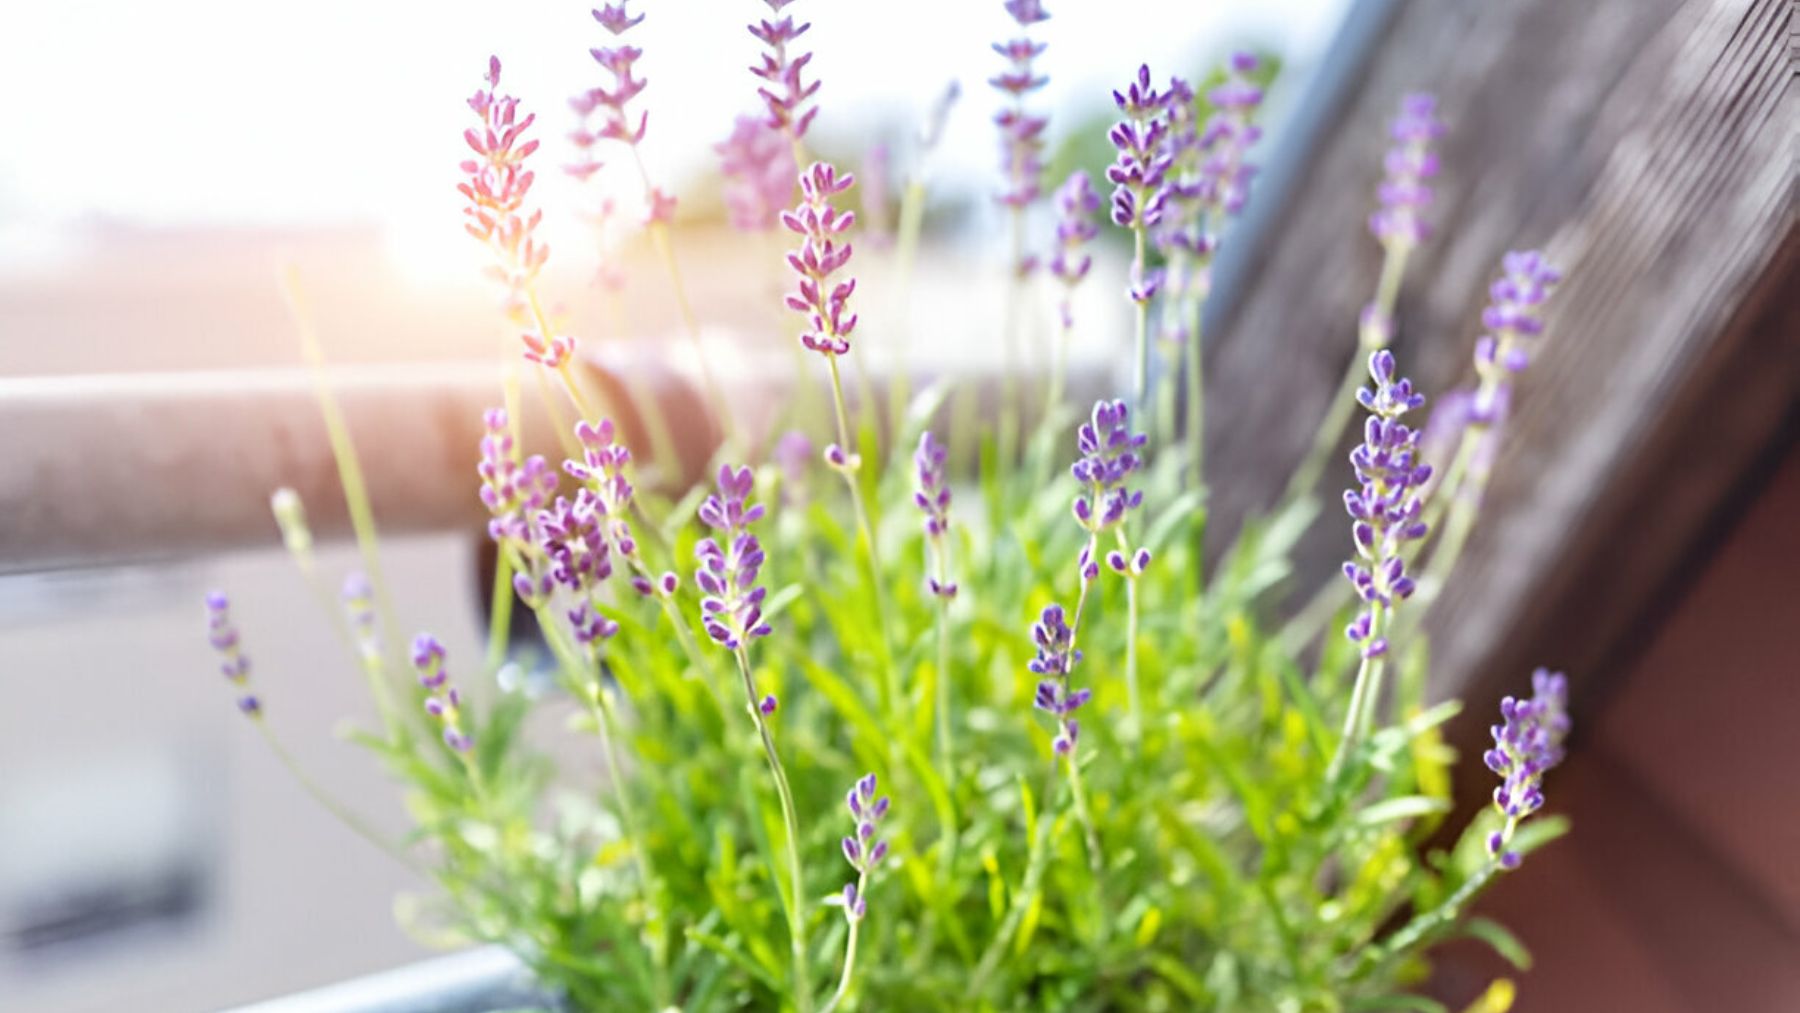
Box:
[1204,0,1797,703]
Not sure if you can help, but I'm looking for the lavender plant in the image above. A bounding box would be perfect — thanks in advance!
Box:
[211,12,1575,1011]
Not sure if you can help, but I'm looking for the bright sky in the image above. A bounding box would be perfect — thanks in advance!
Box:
[0,0,1349,273]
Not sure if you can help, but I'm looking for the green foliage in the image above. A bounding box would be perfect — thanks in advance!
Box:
[294,376,1540,1011]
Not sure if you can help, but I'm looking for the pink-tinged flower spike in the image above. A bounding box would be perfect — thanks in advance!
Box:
[992,0,1051,222]
[581,3,650,149]
[694,465,773,652]
[412,634,473,752]
[716,114,798,232]
[563,418,678,604]
[478,408,557,546]
[536,490,614,598]
[205,591,261,717]
[459,58,567,368]
[782,162,860,371]
[749,1,822,152]
[1484,669,1570,868]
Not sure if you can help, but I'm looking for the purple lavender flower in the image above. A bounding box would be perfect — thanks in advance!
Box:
[1071,399,1150,578]
[914,430,958,599]
[1154,55,1265,353]
[1107,65,1174,304]
[694,465,774,651]
[204,591,260,717]
[992,0,1051,219]
[716,114,798,232]
[1483,668,1571,868]
[749,2,821,142]
[1049,170,1101,326]
[1028,604,1090,759]
[411,634,472,752]
[1368,93,1445,249]
[460,59,561,364]
[1472,250,1562,417]
[536,490,614,595]
[478,408,557,545]
[579,4,651,149]
[1196,53,1264,218]
[782,161,859,358]
[773,429,814,505]
[1341,351,1431,658]
[564,418,641,555]
[913,430,952,538]
[836,772,892,922]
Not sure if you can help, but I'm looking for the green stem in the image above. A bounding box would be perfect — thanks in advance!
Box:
[1184,293,1206,487]
[1067,758,1104,881]
[1327,601,1389,780]
[825,354,898,723]
[1374,860,1498,967]
[627,145,735,451]
[889,178,928,441]
[733,649,812,1012]
[1000,204,1026,464]
[1283,244,1412,505]
[1124,573,1142,751]
[820,873,869,1013]
[255,720,415,871]
[967,773,1062,997]
[484,550,515,674]
[280,267,403,736]
[1131,223,1150,415]
[934,588,955,779]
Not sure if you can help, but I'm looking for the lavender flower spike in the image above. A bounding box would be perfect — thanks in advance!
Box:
[1196,53,1265,219]
[992,0,1051,223]
[836,772,892,922]
[715,115,798,232]
[1029,604,1091,760]
[1049,170,1101,324]
[1368,93,1445,250]
[1107,64,1173,303]
[782,162,859,359]
[1071,399,1151,580]
[459,58,564,366]
[1484,668,1571,868]
[1471,250,1562,420]
[914,430,958,599]
[412,634,473,752]
[205,591,261,717]
[1341,350,1431,659]
[694,464,774,651]
[478,408,555,545]
[749,1,822,144]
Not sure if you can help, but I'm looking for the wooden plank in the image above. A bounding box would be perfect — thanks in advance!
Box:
[1202,0,1797,704]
